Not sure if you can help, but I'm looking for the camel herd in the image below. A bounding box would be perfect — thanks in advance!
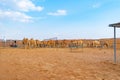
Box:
[22,38,110,49]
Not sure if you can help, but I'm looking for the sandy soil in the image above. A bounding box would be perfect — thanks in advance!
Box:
[0,48,120,80]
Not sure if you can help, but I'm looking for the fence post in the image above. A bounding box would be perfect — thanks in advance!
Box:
[113,27,117,63]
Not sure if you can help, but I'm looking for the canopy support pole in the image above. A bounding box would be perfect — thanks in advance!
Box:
[113,26,117,63]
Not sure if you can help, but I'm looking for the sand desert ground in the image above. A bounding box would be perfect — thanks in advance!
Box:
[0,48,120,80]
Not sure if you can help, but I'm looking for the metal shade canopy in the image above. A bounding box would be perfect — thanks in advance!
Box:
[109,22,120,63]
[109,22,120,27]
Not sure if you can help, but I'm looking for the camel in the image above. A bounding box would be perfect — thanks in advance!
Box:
[22,38,30,49]
[92,40,101,48]
[29,38,36,48]
[35,40,41,48]
[100,40,109,48]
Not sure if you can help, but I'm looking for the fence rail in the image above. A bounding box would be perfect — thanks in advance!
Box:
[1,40,120,49]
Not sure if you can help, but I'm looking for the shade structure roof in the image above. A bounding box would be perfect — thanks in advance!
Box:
[109,22,120,27]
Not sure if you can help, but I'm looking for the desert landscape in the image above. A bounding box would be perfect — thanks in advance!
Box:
[1,0,120,80]
[0,47,120,80]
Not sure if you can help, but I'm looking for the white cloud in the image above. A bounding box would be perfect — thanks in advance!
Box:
[48,10,67,16]
[0,0,44,23]
[16,0,43,12]
[0,10,32,22]
[0,0,44,12]
[92,3,101,8]
[32,0,46,2]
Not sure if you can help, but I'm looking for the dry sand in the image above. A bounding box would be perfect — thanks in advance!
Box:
[0,48,120,80]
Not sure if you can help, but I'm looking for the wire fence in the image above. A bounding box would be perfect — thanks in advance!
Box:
[0,40,22,48]
[0,39,120,49]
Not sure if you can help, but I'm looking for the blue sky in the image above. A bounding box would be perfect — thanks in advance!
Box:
[0,0,120,40]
